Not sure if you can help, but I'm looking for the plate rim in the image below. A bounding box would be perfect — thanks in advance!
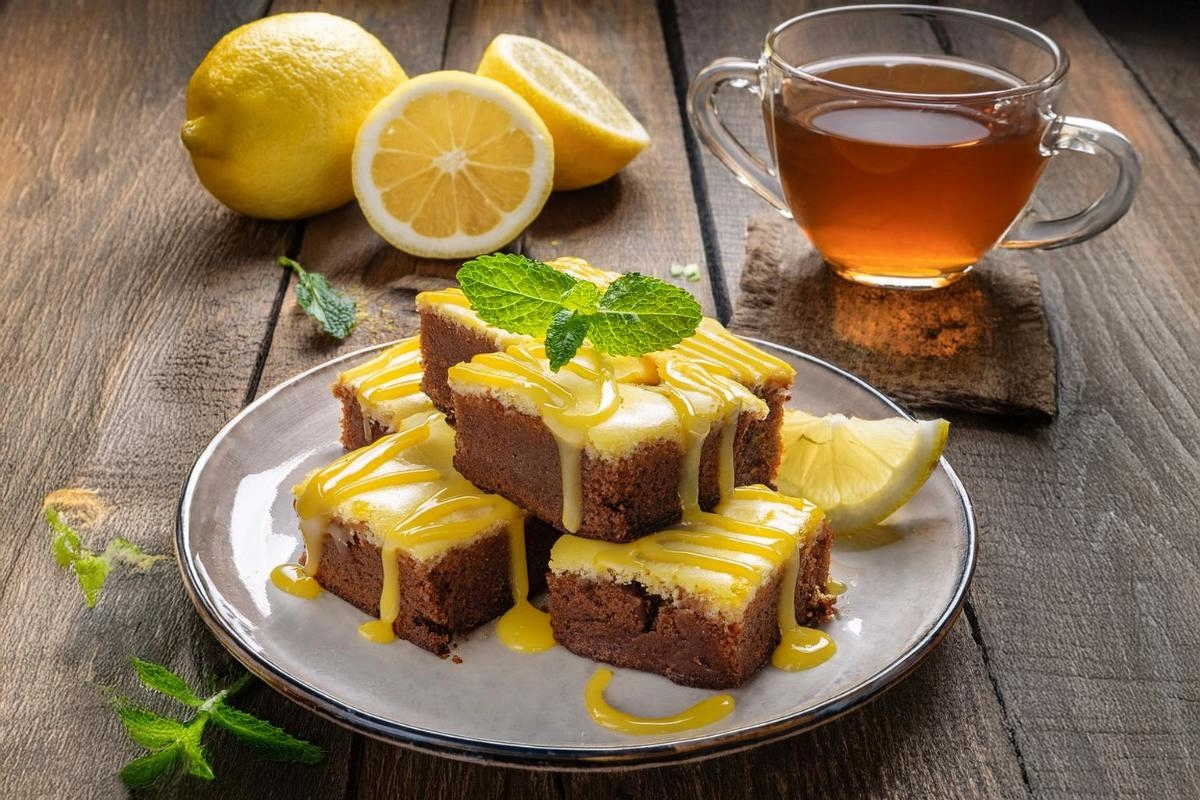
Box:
[175,338,976,770]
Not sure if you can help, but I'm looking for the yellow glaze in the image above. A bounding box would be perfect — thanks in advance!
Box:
[497,518,555,652]
[553,485,835,672]
[336,336,435,436]
[291,413,524,642]
[825,578,848,596]
[651,317,795,390]
[584,668,735,734]
[270,563,322,599]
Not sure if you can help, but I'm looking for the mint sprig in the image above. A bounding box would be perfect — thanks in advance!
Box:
[46,507,164,607]
[458,254,702,371]
[278,257,358,341]
[116,658,323,790]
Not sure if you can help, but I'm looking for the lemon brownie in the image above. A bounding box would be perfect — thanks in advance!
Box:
[293,412,555,655]
[547,486,836,689]
[447,342,768,541]
[415,258,794,487]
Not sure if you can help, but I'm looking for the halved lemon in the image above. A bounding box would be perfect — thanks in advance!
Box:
[477,34,650,190]
[778,410,950,533]
[352,70,554,258]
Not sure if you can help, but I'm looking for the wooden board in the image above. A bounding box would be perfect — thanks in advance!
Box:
[3,1,1197,797]
[0,2,348,797]
[1081,0,1200,157]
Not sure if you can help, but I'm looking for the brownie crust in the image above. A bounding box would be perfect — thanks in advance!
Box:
[312,520,559,657]
[418,308,501,417]
[451,392,754,542]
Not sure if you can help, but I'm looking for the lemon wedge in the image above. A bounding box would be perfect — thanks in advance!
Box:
[778,410,950,533]
[352,70,554,259]
[477,34,650,190]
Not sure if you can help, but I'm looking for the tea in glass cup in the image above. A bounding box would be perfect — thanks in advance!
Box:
[690,5,1139,289]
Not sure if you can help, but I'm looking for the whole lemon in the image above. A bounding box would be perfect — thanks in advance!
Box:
[182,13,406,220]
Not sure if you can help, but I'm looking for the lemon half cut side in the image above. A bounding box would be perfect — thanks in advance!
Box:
[352,70,554,259]
[777,410,950,533]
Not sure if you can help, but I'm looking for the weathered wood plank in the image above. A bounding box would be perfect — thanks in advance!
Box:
[943,3,1200,797]
[1081,0,1200,160]
[0,2,360,798]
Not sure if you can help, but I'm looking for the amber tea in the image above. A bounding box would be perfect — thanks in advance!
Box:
[771,55,1050,287]
[691,6,1139,289]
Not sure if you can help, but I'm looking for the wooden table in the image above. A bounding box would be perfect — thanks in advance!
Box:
[3,1,1196,797]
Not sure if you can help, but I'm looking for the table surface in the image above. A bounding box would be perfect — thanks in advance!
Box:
[3,1,1197,798]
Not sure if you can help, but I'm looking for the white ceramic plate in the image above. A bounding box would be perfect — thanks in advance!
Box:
[176,340,974,769]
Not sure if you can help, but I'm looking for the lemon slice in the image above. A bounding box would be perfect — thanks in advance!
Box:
[477,34,650,190]
[352,70,554,258]
[778,410,950,533]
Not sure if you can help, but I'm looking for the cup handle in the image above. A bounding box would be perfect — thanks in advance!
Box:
[688,58,792,217]
[1002,116,1141,250]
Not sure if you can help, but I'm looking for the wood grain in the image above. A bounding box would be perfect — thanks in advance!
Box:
[941,3,1200,798]
[1081,0,1200,158]
[0,1,353,798]
[4,1,1197,797]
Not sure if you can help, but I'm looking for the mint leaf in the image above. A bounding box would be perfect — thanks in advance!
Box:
[132,657,202,707]
[561,280,601,313]
[456,257,703,369]
[545,309,592,371]
[120,743,182,790]
[458,253,580,336]
[107,538,166,571]
[180,732,214,781]
[117,704,190,750]
[114,660,325,787]
[47,508,80,567]
[588,273,703,356]
[279,257,357,341]
[74,554,110,608]
[210,703,324,764]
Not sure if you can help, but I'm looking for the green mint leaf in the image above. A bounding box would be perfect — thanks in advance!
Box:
[561,280,601,313]
[120,743,182,790]
[117,703,190,750]
[180,736,215,781]
[74,553,110,608]
[544,309,593,371]
[106,538,165,570]
[458,253,580,337]
[46,508,81,567]
[210,703,324,764]
[589,273,702,356]
[279,257,357,342]
[131,657,202,707]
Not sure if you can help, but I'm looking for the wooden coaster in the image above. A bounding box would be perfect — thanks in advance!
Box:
[731,213,1057,419]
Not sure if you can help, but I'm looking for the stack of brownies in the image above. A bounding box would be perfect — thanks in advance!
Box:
[292,258,836,689]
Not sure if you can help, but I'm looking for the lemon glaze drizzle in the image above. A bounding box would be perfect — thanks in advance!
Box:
[584,668,735,734]
[496,517,555,652]
[269,563,322,599]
